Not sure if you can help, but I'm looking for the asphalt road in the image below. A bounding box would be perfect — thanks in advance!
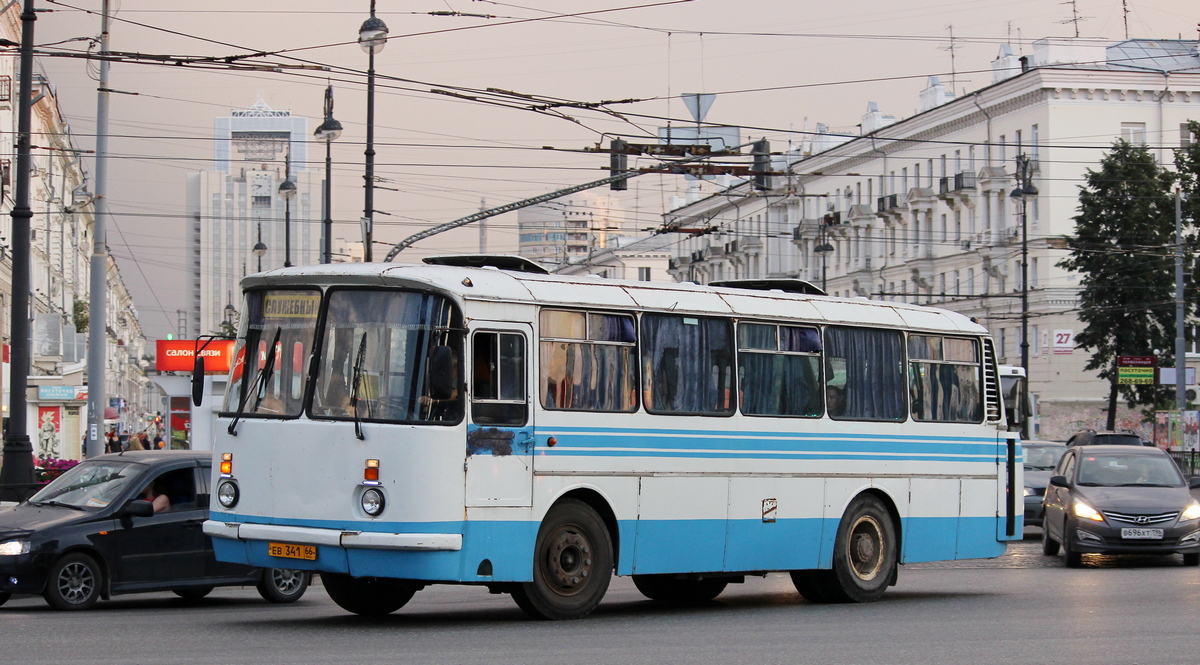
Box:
[4,533,1199,665]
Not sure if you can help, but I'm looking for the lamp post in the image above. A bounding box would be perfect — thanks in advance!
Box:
[253,222,268,273]
[0,0,36,495]
[314,84,342,264]
[359,1,388,262]
[1009,153,1038,438]
[278,148,297,268]
[813,216,835,293]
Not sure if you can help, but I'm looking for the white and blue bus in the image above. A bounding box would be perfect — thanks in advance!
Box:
[203,256,1022,620]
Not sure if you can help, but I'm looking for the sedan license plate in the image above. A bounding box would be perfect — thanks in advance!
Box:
[1120,528,1164,540]
[268,542,317,560]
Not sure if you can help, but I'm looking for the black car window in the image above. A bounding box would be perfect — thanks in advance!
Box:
[1024,446,1066,469]
[1093,434,1142,446]
[1076,453,1183,487]
[1060,453,1076,479]
[140,468,198,512]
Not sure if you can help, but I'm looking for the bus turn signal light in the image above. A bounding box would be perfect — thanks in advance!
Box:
[365,459,379,482]
[220,453,233,475]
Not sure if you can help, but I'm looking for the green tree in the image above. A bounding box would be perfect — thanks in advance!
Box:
[72,298,88,333]
[1058,139,1180,429]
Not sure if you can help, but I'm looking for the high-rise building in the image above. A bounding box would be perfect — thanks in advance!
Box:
[185,99,320,337]
[517,193,623,266]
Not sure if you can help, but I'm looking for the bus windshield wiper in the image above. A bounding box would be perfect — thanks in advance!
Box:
[227,327,282,436]
[350,332,368,440]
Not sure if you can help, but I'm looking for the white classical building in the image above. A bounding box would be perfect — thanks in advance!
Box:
[666,38,1200,440]
[185,100,321,337]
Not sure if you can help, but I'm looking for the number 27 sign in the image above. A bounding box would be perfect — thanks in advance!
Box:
[1053,330,1074,355]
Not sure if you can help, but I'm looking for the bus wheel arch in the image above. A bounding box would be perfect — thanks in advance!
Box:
[513,495,614,620]
[792,489,900,604]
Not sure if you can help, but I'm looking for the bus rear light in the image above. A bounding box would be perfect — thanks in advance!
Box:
[220,453,233,475]
[364,459,379,482]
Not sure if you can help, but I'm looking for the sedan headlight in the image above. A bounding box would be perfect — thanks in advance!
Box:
[0,539,30,556]
[216,480,239,509]
[1073,501,1105,522]
[1181,502,1200,522]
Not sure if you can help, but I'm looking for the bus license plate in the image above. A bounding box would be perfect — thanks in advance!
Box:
[268,542,317,560]
[1120,528,1163,540]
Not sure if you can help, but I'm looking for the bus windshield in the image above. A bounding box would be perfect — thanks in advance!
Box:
[311,289,462,424]
[222,289,322,417]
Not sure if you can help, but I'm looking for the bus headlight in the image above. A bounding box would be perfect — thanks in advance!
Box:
[361,488,385,517]
[216,480,240,509]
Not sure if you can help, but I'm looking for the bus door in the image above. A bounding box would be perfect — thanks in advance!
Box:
[465,323,533,507]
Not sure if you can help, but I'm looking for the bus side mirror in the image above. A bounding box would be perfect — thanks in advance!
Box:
[191,355,206,407]
[1048,475,1069,488]
[429,346,455,400]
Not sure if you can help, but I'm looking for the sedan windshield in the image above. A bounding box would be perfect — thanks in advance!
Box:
[1024,445,1067,470]
[28,461,140,510]
[1076,454,1184,487]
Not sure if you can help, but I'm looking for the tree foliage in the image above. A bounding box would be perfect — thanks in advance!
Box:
[1057,139,1181,427]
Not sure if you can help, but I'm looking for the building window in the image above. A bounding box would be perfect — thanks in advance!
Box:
[1031,257,1039,288]
[927,159,934,186]
[1031,124,1040,158]
[1121,122,1146,144]
[954,149,961,173]
[954,210,962,241]
[999,135,1007,165]
[638,267,651,281]
[1183,123,1196,148]
[902,167,908,192]
[940,213,947,242]
[954,270,961,296]
[968,268,975,296]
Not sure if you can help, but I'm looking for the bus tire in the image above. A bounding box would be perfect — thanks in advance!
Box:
[512,498,613,620]
[44,552,103,611]
[789,569,840,603]
[800,494,896,604]
[257,568,310,603]
[321,573,418,616]
[632,575,728,603]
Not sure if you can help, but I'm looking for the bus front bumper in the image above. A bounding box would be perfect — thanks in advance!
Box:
[202,520,463,551]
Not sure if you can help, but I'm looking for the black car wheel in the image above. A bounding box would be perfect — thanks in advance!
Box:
[321,573,418,615]
[173,586,214,600]
[632,575,728,603]
[1041,523,1060,556]
[44,552,102,611]
[0,591,10,607]
[1183,553,1199,567]
[1062,521,1083,568]
[257,568,310,603]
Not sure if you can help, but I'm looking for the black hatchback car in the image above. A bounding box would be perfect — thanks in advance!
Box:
[1041,445,1200,567]
[0,451,309,610]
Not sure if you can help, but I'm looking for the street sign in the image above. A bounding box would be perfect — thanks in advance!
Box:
[1118,356,1156,367]
[1118,367,1155,385]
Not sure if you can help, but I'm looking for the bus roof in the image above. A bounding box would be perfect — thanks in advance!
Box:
[242,262,988,335]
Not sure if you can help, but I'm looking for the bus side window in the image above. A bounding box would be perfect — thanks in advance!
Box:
[472,332,528,426]
[824,326,906,422]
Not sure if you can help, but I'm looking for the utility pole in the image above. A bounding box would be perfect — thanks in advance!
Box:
[0,0,38,494]
[1176,187,1186,411]
[85,0,111,460]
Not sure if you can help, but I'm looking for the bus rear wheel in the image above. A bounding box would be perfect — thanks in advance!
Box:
[632,575,728,603]
[321,573,418,616]
[791,494,896,604]
[512,498,613,620]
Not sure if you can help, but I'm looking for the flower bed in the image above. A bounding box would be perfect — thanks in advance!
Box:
[35,457,80,485]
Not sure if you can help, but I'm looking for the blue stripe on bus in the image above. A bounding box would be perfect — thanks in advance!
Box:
[537,449,990,463]
[541,425,998,444]
[213,514,1006,582]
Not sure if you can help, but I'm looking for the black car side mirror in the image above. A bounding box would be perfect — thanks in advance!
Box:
[1189,477,1200,490]
[124,500,155,517]
[1048,475,1069,488]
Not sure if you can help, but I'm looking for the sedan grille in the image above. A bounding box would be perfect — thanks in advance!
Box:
[1102,510,1179,525]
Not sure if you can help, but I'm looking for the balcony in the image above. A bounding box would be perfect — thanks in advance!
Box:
[940,171,978,209]
[875,194,905,224]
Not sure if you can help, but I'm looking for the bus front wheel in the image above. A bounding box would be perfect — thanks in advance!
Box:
[321,573,418,616]
[512,498,613,620]
[790,494,896,604]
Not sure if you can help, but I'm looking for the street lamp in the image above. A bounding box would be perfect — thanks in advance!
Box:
[359,1,387,262]
[1009,153,1038,438]
[278,149,297,268]
[814,214,835,293]
[223,300,237,327]
[253,222,268,273]
[314,84,342,264]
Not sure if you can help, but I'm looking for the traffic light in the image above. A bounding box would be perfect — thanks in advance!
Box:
[752,138,771,191]
[610,139,628,191]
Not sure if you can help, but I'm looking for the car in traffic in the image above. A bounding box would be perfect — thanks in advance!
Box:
[1065,430,1145,447]
[0,451,309,610]
[1041,445,1200,567]
[1023,441,1068,527]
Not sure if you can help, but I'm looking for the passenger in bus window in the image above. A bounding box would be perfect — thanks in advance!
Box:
[826,385,847,417]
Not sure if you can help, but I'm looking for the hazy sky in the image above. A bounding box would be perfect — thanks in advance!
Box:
[31,0,1198,339]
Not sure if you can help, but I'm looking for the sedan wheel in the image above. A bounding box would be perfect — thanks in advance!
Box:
[257,568,310,603]
[44,552,102,611]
